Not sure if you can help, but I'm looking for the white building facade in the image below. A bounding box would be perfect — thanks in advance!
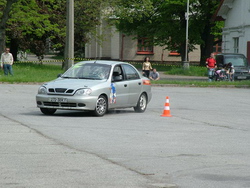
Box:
[216,0,250,63]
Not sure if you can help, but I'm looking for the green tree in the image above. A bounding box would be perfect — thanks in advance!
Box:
[6,0,62,61]
[0,0,18,54]
[193,0,221,65]
[111,0,221,65]
[2,0,117,63]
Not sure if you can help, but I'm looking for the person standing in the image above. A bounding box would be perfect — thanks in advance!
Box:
[149,68,160,81]
[225,62,235,81]
[206,53,217,82]
[1,48,14,75]
[142,57,152,78]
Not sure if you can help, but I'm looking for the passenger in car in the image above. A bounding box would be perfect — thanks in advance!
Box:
[112,71,122,81]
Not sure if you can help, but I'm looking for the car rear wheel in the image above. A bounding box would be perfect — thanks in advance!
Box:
[134,93,147,113]
[40,108,57,115]
[93,95,108,116]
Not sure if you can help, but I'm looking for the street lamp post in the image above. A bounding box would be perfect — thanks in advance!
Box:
[64,0,74,71]
[184,0,190,69]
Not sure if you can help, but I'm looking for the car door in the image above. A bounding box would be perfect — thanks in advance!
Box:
[109,65,130,108]
[121,64,142,106]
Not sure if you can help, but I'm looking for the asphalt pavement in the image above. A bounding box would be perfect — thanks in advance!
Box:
[0,114,153,188]
[1,84,250,187]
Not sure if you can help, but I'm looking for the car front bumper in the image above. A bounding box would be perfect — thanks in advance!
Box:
[36,94,98,111]
[234,73,250,80]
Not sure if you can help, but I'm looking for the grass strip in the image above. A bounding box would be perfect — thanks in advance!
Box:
[0,61,250,87]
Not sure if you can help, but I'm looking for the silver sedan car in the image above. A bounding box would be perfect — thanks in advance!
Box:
[36,60,152,116]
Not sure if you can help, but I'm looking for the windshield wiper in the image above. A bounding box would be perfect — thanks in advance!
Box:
[78,77,103,80]
[78,77,94,79]
[61,76,77,79]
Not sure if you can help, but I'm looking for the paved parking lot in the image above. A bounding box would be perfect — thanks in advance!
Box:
[0,84,250,188]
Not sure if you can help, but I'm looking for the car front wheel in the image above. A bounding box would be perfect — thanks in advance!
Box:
[40,108,57,115]
[93,95,108,116]
[134,93,147,113]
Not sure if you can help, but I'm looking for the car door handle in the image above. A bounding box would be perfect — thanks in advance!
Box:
[124,84,127,87]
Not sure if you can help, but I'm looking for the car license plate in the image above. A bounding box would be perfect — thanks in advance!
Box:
[49,98,68,102]
[237,76,247,79]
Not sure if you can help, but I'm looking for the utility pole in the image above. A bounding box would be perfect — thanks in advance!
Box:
[64,0,74,71]
[184,0,190,69]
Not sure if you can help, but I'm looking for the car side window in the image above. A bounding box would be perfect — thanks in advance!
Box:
[122,64,140,80]
[112,66,124,82]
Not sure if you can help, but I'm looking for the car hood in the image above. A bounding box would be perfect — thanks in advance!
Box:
[43,78,107,89]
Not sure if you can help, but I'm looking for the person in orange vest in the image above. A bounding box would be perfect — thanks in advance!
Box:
[206,53,217,82]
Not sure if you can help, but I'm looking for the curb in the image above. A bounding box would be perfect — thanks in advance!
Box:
[152,84,250,88]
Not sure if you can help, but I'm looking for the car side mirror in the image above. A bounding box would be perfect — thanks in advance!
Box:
[57,73,62,78]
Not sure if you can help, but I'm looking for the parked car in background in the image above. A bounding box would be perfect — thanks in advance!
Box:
[36,60,152,116]
[215,53,250,80]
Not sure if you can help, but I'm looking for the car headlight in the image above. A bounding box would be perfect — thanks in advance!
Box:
[75,88,92,96]
[38,86,47,94]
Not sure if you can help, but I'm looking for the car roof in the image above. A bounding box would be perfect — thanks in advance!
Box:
[75,60,130,66]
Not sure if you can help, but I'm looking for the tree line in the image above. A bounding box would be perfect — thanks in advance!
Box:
[0,0,222,65]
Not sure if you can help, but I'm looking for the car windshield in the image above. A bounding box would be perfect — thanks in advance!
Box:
[62,63,111,80]
[224,55,247,67]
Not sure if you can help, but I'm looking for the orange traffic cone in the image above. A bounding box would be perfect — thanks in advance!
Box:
[161,96,172,117]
